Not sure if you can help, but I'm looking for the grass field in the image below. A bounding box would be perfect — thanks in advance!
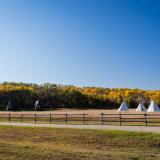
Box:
[0,125,159,160]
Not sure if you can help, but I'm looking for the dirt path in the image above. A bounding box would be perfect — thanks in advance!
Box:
[0,122,159,133]
[0,108,149,117]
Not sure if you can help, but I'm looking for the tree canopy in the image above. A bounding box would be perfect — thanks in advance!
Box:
[0,82,159,110]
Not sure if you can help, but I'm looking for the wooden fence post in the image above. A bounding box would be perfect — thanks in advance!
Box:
[8,113,11,123]
[82,113,85,125]
[35,114,37,123]
[144,113,147,126]
[101,113,104,125]
[21,114,23,122]
[49,113,52,124]
[65,114,68,124]
[119,113,122,126]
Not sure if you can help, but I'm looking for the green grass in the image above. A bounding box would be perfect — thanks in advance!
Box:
[0,125,159,159]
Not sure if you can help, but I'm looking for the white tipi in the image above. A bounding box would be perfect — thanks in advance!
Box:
[147,101,160,112]
[136,102,147,112]
[118,101,128,112]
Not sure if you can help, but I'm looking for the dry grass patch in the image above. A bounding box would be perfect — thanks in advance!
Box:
[0,125,159,160]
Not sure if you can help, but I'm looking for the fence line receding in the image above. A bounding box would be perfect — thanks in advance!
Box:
[0,113,159,126]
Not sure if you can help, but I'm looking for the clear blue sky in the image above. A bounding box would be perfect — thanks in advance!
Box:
[0,0,160,89]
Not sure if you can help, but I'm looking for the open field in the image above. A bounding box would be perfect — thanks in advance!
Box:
[0,122,160,133]
[1,108,160,116]
[0,125,159,160]
[0,108,149,116]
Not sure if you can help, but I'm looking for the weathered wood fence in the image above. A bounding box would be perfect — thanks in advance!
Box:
[0,113,160,126]
[100,113,160,126]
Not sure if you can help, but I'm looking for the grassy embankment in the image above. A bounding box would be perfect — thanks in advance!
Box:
[0,125,159,160]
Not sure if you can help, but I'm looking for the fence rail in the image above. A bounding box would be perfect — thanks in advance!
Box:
[0,113,160,126]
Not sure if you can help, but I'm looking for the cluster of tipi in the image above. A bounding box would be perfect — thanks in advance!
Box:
[118,101,160,112]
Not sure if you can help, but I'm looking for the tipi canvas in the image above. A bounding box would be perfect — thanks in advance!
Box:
[147,101,160,112]
[118,101,128,112]
[136,102,147,112]
[6,100,13,111]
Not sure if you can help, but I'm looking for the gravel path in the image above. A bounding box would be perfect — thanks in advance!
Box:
[0,122,160,133]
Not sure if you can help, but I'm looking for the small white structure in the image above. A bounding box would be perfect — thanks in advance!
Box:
[6,100,13,111]
[136,102,147,112]
[118,101,128,112]
[34,100,40,110]
[147,101,160,112]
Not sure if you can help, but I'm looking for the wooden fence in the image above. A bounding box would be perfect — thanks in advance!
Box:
[0,113,160,126]
[101,113,160,126]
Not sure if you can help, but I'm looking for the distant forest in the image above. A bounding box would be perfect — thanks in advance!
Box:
[0,82,159,110]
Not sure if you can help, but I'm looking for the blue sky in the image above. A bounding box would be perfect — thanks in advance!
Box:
[0,0,160,89]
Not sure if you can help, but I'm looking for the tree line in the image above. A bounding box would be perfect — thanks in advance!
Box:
[0,82,159,110]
